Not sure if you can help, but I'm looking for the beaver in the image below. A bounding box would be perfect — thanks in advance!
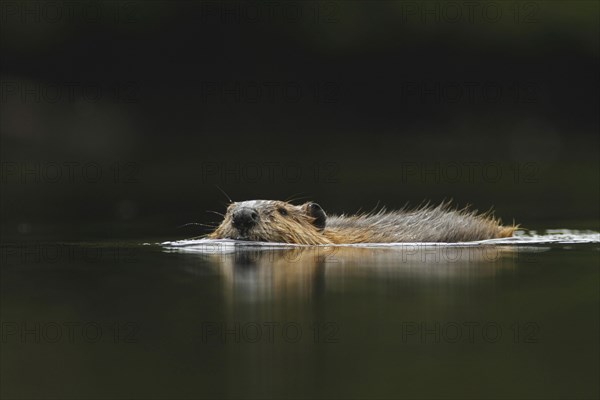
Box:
[208,200,517,244]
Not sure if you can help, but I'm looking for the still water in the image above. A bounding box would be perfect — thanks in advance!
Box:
[1,230,599,399]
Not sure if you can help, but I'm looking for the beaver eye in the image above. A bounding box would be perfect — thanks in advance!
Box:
[278,207,288,216]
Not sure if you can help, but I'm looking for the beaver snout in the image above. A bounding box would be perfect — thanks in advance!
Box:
[232,207,260,233]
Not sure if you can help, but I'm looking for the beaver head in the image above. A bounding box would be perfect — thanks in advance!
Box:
[208,200,329,245]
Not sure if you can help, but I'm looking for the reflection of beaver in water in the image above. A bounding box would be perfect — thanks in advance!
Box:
[208,200,517,245]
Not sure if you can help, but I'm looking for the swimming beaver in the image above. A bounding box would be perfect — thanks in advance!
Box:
[208,200,516,244]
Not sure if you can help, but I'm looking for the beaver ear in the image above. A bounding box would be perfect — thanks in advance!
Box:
[304,202,327,230]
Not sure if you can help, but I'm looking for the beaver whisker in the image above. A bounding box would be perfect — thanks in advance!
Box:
[215,185,233,204]
[177,222,217,230]
[285,193,310,203]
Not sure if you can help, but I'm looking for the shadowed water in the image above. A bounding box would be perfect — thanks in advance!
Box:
[1,230,598,399]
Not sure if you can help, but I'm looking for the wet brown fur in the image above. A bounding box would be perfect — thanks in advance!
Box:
[208,200,517,244]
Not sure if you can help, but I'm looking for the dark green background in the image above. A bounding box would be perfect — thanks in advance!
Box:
[1,2,599,399]
[1,1,598,239]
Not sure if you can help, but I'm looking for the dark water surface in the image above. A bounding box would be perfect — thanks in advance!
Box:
[1,231,599,399]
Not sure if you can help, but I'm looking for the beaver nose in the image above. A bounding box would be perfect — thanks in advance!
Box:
[232,207,259,230]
